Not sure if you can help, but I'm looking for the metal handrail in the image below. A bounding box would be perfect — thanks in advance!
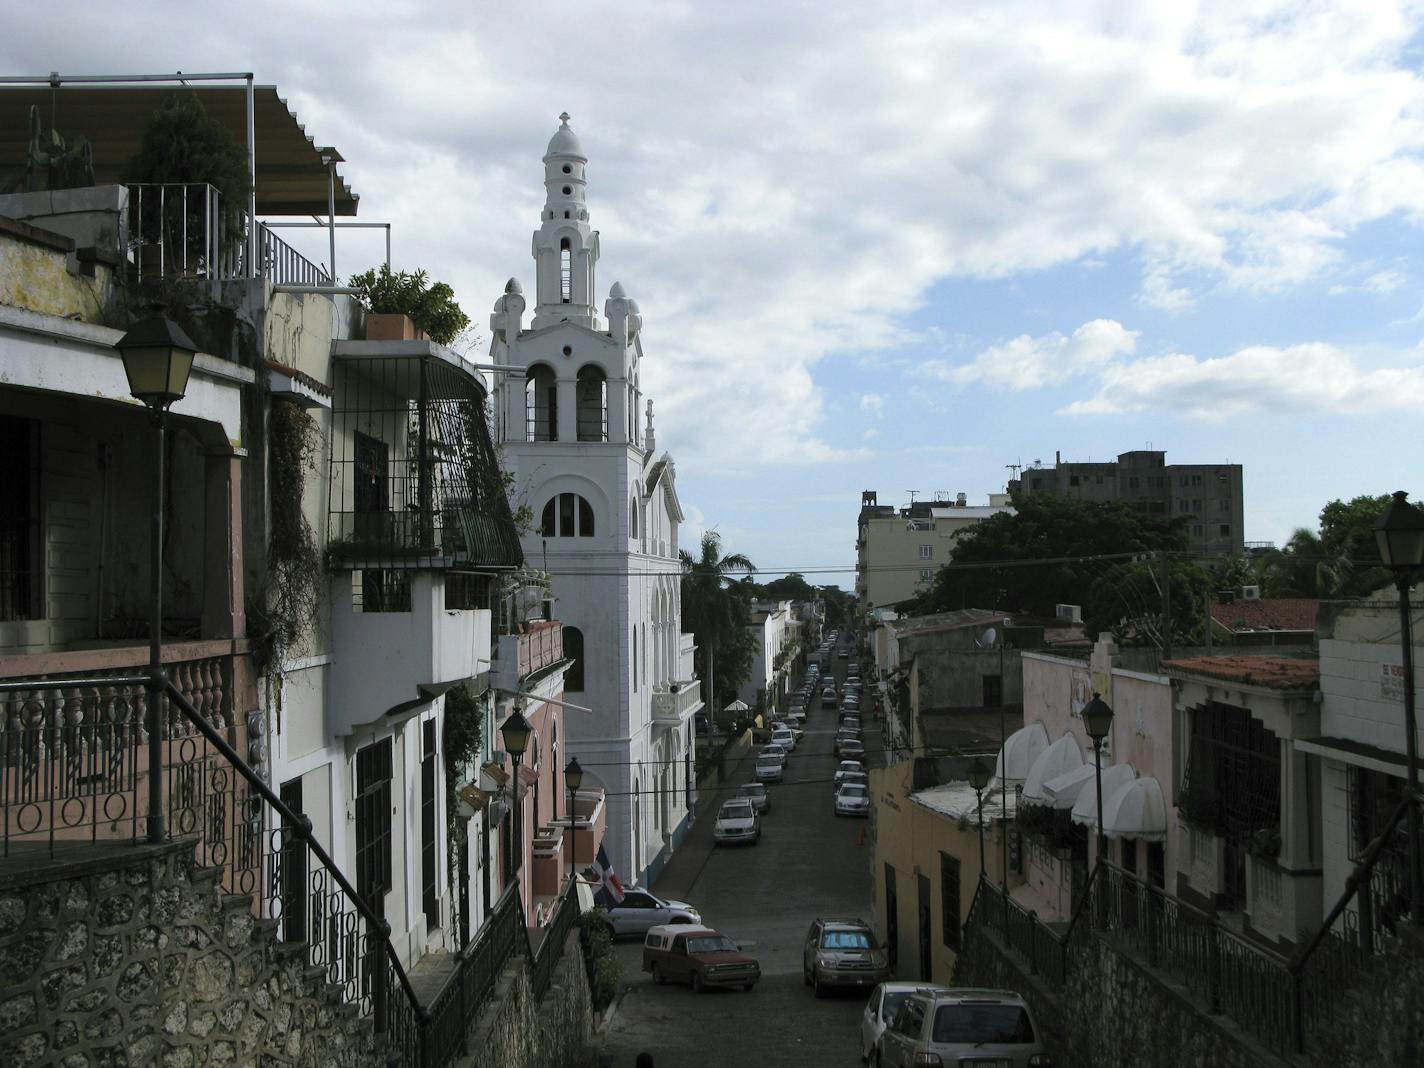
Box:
[161,678,426,1037]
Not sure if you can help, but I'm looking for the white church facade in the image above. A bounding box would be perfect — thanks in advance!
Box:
[488,115,702,886]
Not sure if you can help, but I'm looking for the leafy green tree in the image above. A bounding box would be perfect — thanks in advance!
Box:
[910,495,1190,619]
[679,532,756,716]
[1255,495,1398,598]
[1084,559,1213,644]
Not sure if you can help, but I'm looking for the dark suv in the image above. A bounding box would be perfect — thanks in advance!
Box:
[802,917,889,997]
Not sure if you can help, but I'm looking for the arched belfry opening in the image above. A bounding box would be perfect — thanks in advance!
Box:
[576,365,607,442]
[526,363,558,441]
[559,238,572,303]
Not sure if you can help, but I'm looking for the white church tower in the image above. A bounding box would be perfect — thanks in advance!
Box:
[489,115,702,886]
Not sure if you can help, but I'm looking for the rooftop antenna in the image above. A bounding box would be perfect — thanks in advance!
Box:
[1006,462,1021,479]
[906,489,919,504]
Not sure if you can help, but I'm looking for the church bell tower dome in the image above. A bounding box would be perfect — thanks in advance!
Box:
[533,113,600,329]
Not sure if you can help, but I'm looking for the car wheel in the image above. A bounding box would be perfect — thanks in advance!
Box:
[651,963,665,986]
[692,972,704,994]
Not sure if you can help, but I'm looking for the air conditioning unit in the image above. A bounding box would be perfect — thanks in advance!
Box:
[1055,604,1083,623]
[1241,585,1261,601]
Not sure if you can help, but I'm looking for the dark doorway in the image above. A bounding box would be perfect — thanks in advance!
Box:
[982,674,1003,708]
[421,719,439,933]
[917,872,933,981]
[279,777,306,944]
[355,738,393,915]
[884,864,899,970]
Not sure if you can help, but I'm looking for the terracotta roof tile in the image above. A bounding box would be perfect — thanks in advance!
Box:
[1163,655,1319,691]
[1210,598,1318,633]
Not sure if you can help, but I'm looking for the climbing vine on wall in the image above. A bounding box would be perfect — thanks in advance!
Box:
[444,682,484,944]
[251,400,322,676]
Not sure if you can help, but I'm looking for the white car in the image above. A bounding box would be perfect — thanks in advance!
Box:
[835,759,866,785]
[862,982,948,1063]
[771,726,797,751]
[835,783,871,817]
[761,743,789,766]
[604,888,702,937]
[714,799,761,845]
[755,752,784,782]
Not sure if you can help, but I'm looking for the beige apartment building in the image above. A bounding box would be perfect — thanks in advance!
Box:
[855,491,1013,610]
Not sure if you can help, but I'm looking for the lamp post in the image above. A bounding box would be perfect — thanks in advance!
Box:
[968,758,991,876]
[565,756,584,890]
[1375,490,1424,926]
[1083,693,1115,927]
[116,314,197,844]
[500,705,533,889]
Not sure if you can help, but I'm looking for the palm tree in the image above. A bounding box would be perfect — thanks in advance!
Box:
[1257,528,1350,597]
[679,531,755,717]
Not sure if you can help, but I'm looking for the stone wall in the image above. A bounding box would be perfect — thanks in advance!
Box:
[458,928,597,1068]
[956,917,1284,1067]
[0,838,383,1068]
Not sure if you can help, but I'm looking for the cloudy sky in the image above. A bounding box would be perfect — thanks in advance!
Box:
[10,1,1424,586]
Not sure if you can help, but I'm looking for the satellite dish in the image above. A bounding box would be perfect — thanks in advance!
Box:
[975,627,998,649]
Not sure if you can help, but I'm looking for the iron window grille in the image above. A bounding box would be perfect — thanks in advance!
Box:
[328,354,523,570]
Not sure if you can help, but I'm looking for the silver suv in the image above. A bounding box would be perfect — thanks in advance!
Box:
[802,918,889,997]
[875,987,1050,1067]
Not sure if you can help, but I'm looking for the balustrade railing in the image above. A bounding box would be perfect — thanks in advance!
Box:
[529,879,579,999]
[260,223,331,287]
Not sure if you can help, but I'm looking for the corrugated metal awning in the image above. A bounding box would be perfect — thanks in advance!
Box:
[0,85,358,216]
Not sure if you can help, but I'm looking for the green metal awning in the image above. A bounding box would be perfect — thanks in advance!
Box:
[0,84,358,216]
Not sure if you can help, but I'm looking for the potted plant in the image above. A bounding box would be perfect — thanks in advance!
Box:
[349,264,470,345]
[125,93,252,273]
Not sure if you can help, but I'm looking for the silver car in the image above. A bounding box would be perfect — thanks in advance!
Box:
[604,888,701,937]
[835,783,870,817]
[862,982,948,1064]
[877,988,1050,1067]
[803,918,890,997]
[737,781,771,814]
[714,799,761,845]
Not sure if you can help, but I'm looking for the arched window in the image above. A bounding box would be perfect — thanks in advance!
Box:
[563,626,585,691]
[525,364,557,442]
[559,238,572,303]
[576,366,608,442]
[629,497,639,540]
[539,493,596,537]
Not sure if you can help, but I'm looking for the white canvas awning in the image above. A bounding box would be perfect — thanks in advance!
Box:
[1021,734,1085,805]
[1040,763,1096,810]
[724,699,750,713]
[992,721,1050,788]
[1070,763,1137,828]
[1102,776,1169,842]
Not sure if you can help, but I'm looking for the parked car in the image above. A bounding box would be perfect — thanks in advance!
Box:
[838,772,868,793]
[605,888,702,937]
[862,981,949,1064]
[838,738,866,760]
[761,743,789,766]
[737,781,771,814]
[771,725,797,752]
[834,759,866,784]
[876,987,1049,1067]
[840,715,862,731]
[714,798,761,845]
[643,924,760,992]
[834,783,870,817]
[802,918,889,997]
[755,752,784,782]
[822,688,838,707]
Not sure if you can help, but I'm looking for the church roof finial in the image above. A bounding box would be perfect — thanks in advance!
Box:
[559,111,571,125]
[546,112,586,160]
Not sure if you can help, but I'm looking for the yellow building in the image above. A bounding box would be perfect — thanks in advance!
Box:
[855,492,1013,609]
[869,760,1019,984]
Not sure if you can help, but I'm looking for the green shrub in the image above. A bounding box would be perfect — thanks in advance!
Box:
[349,263,470,346]
[578,909,620,1010]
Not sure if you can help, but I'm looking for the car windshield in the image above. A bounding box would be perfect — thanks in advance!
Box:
[840,785,867,798]
[882,990,912,1022]
[721,802,753,818]
[685,935,739,954]
[823,929,872,949]
[931,1004,1035,1045]
[756,755,779,767]
[740,785,765,797]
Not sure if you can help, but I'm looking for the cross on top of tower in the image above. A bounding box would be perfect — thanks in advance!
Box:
[559,112,570,125]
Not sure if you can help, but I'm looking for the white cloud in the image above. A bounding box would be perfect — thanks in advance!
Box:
[924,319,1139,390]
[859,394,885,417]
[1061,342,1424,420]
[9,2,1424,471]
[1329,269,1406,295]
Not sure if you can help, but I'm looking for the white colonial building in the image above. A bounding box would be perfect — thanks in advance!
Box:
[488,115,702,886]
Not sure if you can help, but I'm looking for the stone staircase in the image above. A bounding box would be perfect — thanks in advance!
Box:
[0,836,386,1068]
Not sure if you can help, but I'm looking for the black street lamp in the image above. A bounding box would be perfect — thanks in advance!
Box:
[116,314,197,844]
[500,705,533,887]
[1083,693,1115,926]
[565,756,584,890]
[1375,490,1424,926]
[968,758,991,876]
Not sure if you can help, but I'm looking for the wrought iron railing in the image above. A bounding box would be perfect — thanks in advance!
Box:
[422,881,527,1067]
[529,879,579,999]
[128,183,243,280]
[259,223,331,288]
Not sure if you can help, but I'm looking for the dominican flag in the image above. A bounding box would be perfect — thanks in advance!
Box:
[587,843,626,907]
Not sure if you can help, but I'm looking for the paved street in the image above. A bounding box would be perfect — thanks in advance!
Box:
[601,645,881,1068]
